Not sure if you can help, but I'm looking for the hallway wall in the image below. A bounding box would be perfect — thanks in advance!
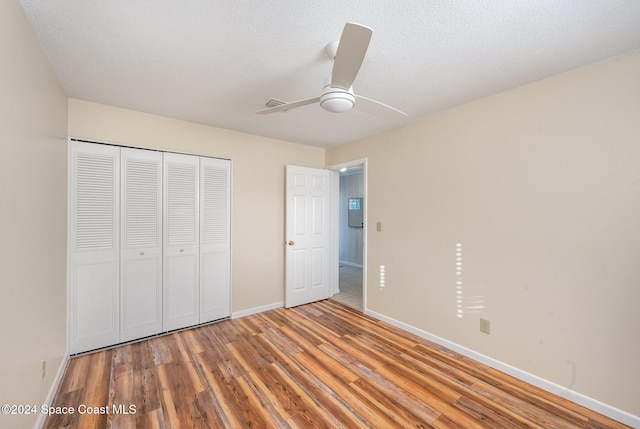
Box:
[339,172,364,266]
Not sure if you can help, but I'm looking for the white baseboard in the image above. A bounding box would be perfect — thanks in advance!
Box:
[365,309,639,428]
[232,301,284,319]
[34,354,69,429]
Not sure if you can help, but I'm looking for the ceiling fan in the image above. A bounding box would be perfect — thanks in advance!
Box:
[256,22,406,117]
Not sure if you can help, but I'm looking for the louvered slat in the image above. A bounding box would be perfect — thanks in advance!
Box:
[201,165,228,243]
[166,161,197,245]
[124,158,159,247]
[75,152,116,250]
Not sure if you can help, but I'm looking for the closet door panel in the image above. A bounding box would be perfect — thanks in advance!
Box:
[163,153,200,331]
[200,157,231,322]
[121,258,161,333]
[69,141,120,354]
[201,251,230,321]
[72,262,119,344]
[165,253,198,321]
[120,148,163,342]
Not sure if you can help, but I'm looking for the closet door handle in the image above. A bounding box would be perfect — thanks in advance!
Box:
[180,248,185,252]
[139,251,144,256]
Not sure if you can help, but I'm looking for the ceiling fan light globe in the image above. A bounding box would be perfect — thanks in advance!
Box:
[320,92,355,113]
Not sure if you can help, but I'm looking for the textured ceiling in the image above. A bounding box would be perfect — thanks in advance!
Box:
[19,0,640,147]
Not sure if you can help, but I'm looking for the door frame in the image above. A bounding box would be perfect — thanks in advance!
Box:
[327,158,368,311]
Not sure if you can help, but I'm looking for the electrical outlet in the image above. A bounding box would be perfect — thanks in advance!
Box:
[480,318,491,335]
[41,361,46,380]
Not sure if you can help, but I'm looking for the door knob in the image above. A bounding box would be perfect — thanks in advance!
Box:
[288,240,295,246]
[180,248,184,252]
[139,251,144,256]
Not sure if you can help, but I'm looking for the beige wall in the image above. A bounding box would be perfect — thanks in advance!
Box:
[327,49,640,416]
[0,1,68,428]
[68,99,325,312]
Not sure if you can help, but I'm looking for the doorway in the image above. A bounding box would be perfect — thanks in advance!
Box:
[328,160,366,311]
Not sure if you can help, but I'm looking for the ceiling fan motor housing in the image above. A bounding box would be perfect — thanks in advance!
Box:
[320,75,355,113]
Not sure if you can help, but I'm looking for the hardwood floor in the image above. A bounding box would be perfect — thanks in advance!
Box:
[45,299,630,428]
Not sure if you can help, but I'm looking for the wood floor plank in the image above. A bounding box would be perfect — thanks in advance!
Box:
[134,407,166,429]
[319,341,442,425]
[483,366,625,428]
[280,324,362,386]
[206,317,246,345]
[180,328,206,355]
[75,350,112,429]
[191,352,243,428]
[235,373,291,428]
[374,363,492,429]
[44,388,84,428]
[291,351,398,426]
[261,326,304,357]
[453,395,531,429]
[56,352,90,394]
[268,362,344,427]
[149,336,173,366]
[132,367,163,415]
[396,350,546,428]
[318,393,374,429]
[349,377,436,428]
[233,314,265,336]
[331,334,389,370]
[106,353,136,429]
[278,318,334,350]
[227,337,273,371]
[218,375,271,427]
[156,362,196,428]
[256,307,292,328]
[44,299,632,429]
[254,334,332,399]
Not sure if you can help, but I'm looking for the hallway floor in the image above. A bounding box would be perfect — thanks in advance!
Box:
[332,264,363,310]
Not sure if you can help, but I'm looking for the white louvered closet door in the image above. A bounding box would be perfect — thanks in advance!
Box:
[69,141,120,354]
[163,153,200,331]
[120,148,163,342]
[200,157,231,323]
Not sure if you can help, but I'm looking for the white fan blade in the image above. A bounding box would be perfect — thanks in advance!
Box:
[331,23,372,90]
[256,97,321,114]
[355,95,407,118]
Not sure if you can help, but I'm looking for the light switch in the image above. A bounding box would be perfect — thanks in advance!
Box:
[376,221,382,232]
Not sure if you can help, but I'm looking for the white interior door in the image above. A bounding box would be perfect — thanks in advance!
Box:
[163,152,199,331]
[120,148,163,342]
[69,141,120,354]
[285,165,334,308]
[199,157,231,323]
